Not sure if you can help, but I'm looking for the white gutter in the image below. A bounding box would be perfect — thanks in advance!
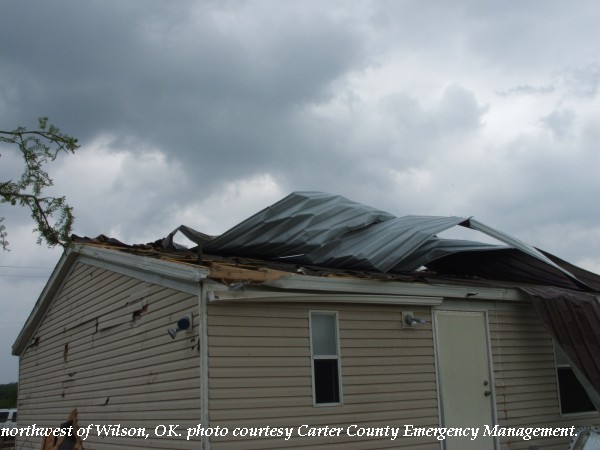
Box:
[77,244,208,283]
[208,289,443,306]
[263,274,528,302]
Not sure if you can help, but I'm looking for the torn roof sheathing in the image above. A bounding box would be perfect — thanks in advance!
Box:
[201,191,596,291]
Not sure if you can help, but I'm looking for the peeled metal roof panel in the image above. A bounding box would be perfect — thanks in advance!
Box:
[202,191,595,290]
[309,215,469,272]
[427,248,584,290]
[389,238,508,272]
[206,192,473,272]
[464,218,590,291]
[205,191,393,259]
[523,286,600,407]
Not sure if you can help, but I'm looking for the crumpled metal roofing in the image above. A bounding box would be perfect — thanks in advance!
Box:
[200,191,595,290]
[524,286,600,409]
[204,192,474,271]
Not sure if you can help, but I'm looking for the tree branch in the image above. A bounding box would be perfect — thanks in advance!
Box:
[0,117,79,250]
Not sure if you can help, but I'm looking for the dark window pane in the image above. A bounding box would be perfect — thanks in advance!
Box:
[12,412,17,422]
[558,367,596,414]
[0,412,8,420]
[314,359,340,404]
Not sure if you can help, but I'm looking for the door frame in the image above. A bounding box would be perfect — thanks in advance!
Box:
[433,308,499,450]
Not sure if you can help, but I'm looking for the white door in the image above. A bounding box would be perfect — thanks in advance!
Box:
[435,310,496,450]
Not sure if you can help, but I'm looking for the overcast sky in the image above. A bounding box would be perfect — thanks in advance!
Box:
[2,0,600,383]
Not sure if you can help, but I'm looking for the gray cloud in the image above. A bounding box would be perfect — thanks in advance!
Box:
[1,0,368,193]
[3,0,600,383]
[561,64,600,98]
[541,108,577,140]
[496,84,556,97]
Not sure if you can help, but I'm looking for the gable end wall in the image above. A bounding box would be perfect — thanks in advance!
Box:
[17,262,202,449]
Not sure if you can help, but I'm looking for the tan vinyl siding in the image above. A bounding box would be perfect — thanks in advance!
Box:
[16,262,201,450]
[207,302,439,450]
[17,258,600,450]
[489,302,599,450]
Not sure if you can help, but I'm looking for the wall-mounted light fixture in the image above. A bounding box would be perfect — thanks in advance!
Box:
[402,311,429,328]
[167,314,192,339]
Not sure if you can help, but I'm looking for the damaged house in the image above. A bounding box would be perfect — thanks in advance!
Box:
[12,191,600,450]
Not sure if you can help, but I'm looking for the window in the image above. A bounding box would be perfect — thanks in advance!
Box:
[310,311,342,405]
[555,343,596,414]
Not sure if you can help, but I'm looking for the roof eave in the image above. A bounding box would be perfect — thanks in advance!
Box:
[263,273,529,301]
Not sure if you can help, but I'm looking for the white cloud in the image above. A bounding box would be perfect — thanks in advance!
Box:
[173,173,286,236]
[46,136,195,242]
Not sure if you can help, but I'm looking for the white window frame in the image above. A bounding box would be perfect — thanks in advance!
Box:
[309,310,343,406]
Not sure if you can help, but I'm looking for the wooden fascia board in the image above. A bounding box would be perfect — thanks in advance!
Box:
[207,261,292,282]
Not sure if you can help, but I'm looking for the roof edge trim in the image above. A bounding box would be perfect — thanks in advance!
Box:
[77,245,209,282]
[208,289,443,306]
[263,274,528,302]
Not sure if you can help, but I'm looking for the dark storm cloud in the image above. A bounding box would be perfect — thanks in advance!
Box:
[0,0,367,191]
[2,0,599,242]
